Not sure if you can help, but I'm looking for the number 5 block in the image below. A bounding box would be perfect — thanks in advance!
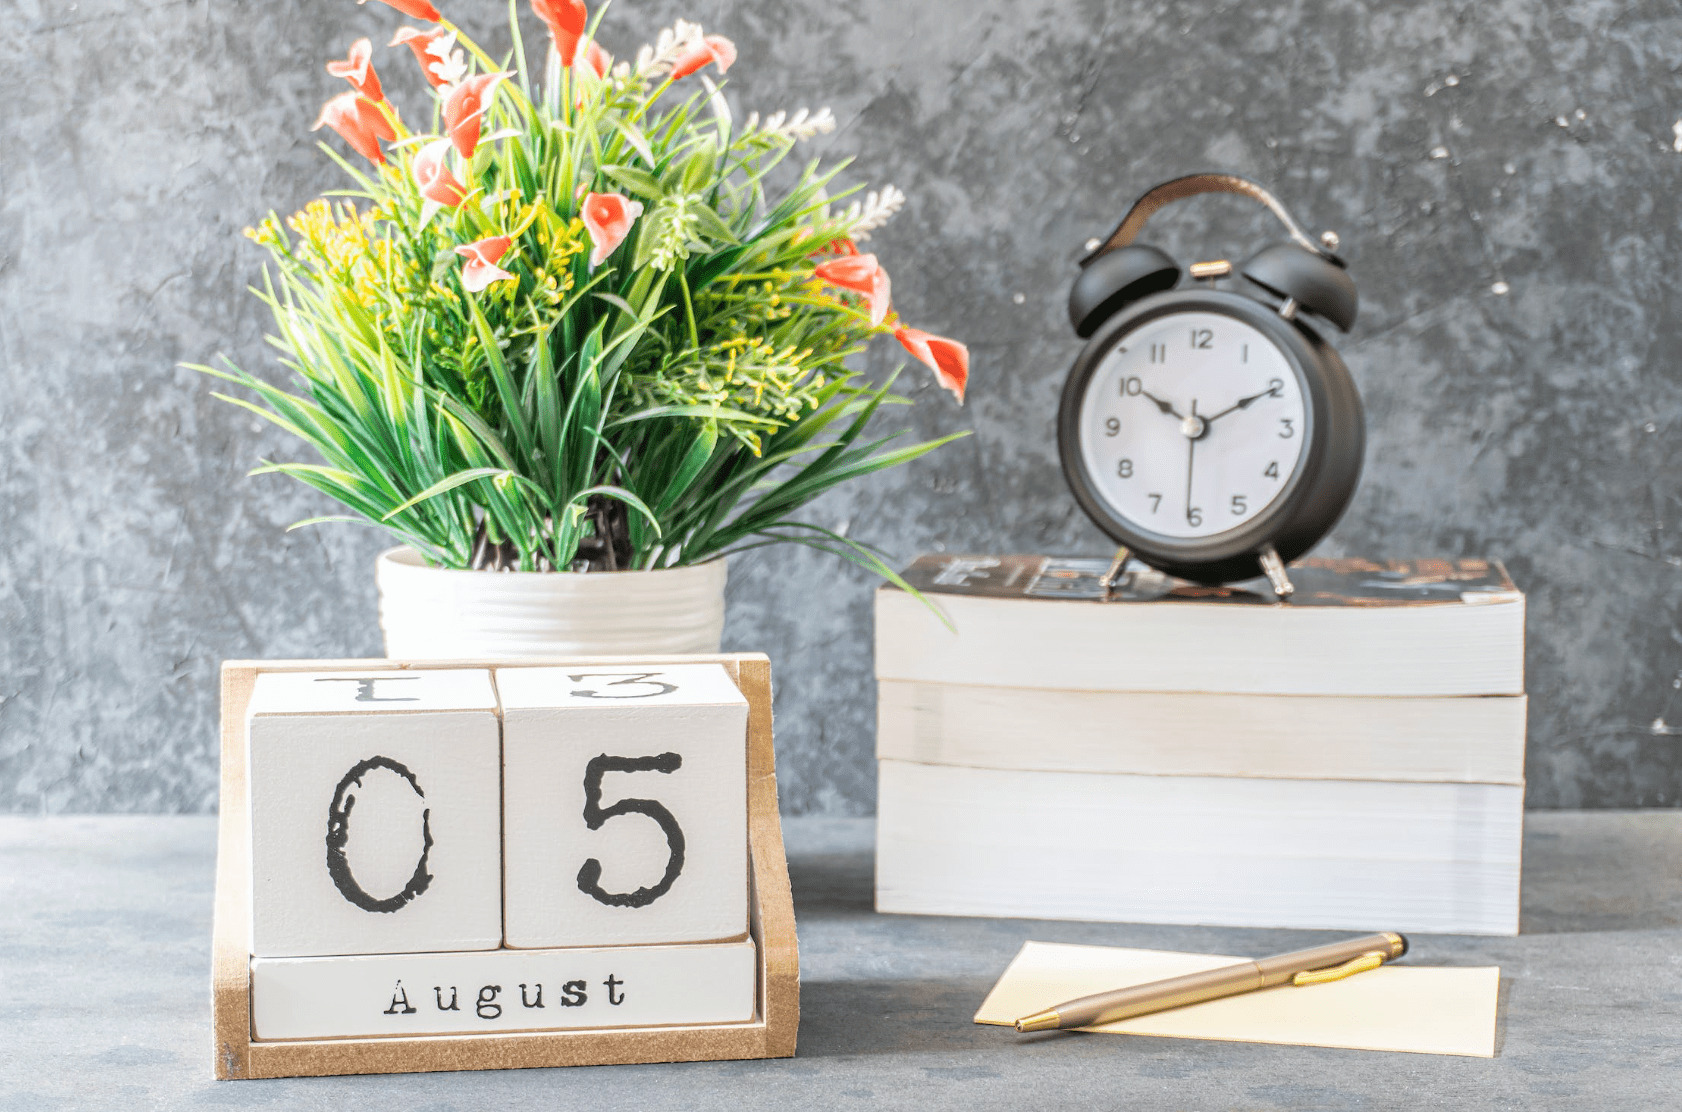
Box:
[246,670,503,958]
[496,665,749,949]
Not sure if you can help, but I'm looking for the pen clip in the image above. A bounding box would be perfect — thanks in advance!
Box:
[1291,950,1388,986]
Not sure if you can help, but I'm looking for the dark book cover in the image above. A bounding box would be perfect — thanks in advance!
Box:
[892,555,1521,608]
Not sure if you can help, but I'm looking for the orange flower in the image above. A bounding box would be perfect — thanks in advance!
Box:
[455,235,516,292]
[815,236,859,257]
[532,0,587,65]
[361,0,443,21]
[669,34,735,80]
[814,252,892,326]
[311,92,393,165]
[327,38,383,101]
[895,326,969,403]
[568,40,611,107]
[413,139,466,206]
[390,26,462,88]
[581,191,644,266]
[554,40,610,110]
[443,71,511,158]
[578,39,610,78]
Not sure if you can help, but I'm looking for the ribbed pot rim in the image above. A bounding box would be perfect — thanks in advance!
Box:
[376,545,725,580]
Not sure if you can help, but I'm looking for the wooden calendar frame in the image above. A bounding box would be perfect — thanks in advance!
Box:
[211,654,798,1079]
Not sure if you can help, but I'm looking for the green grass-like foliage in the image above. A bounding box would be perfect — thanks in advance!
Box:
[195,4,964,577]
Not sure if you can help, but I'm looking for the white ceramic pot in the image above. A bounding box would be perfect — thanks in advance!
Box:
[375,546,727,658]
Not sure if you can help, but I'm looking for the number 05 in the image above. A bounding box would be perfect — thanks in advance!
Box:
[576,753,686,908]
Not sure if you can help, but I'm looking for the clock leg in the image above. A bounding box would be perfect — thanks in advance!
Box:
[1258,544,1295,598]
[1100,545,1133,598]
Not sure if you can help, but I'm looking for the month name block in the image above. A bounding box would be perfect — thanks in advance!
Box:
[249,938,758,1040]
[246,669,503,958]
[496,664,750,948]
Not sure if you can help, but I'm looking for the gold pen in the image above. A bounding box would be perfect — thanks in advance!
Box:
[1014,931,1408,1033]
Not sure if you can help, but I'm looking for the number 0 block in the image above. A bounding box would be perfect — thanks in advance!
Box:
[497,664,749,948]
[246,670,503,958]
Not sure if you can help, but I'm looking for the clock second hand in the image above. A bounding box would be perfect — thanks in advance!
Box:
[1185,399,1198,523]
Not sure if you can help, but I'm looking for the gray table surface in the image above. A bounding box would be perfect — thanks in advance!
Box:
[3,811,1680,1111]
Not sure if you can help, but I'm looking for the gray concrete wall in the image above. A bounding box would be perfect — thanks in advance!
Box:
[3,0,1679,813]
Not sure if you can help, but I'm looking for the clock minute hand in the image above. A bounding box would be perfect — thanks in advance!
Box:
[1203,386,1277,426]
[1139,388,1184,420]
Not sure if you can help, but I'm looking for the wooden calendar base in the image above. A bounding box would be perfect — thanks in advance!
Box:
[211,654,798,1079]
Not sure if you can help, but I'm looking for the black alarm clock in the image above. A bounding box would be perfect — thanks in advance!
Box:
[1057,173,1364,597]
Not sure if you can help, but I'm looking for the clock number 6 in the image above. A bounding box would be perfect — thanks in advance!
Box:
[1187,507,1203,527]
[576,753,686,909]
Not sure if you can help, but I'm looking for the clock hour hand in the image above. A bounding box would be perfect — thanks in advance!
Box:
[1203,386,1277,426]
[1139,388,1184,419]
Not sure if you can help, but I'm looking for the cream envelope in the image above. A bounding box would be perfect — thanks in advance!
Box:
[975,941,1500,1057]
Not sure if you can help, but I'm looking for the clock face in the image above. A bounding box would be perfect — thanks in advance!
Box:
[1075,310,1309,541]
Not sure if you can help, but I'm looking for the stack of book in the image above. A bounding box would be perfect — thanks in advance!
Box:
[872,555,1527,935]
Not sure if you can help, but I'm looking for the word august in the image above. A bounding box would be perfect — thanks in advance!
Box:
[385,975,629,1020]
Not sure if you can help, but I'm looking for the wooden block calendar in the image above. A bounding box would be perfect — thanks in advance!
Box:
[211,654,798,1079]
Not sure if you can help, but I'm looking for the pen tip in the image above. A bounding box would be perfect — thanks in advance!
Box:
[1015,1010,1062,1033]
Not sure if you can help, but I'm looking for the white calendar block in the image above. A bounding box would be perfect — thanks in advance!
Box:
[246,669,503,958]
[496,664,749,948]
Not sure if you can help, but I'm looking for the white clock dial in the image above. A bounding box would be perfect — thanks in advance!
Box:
[1077,311,1308,540]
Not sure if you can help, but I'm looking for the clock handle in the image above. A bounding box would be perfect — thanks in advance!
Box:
[1083,173,1334,265]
